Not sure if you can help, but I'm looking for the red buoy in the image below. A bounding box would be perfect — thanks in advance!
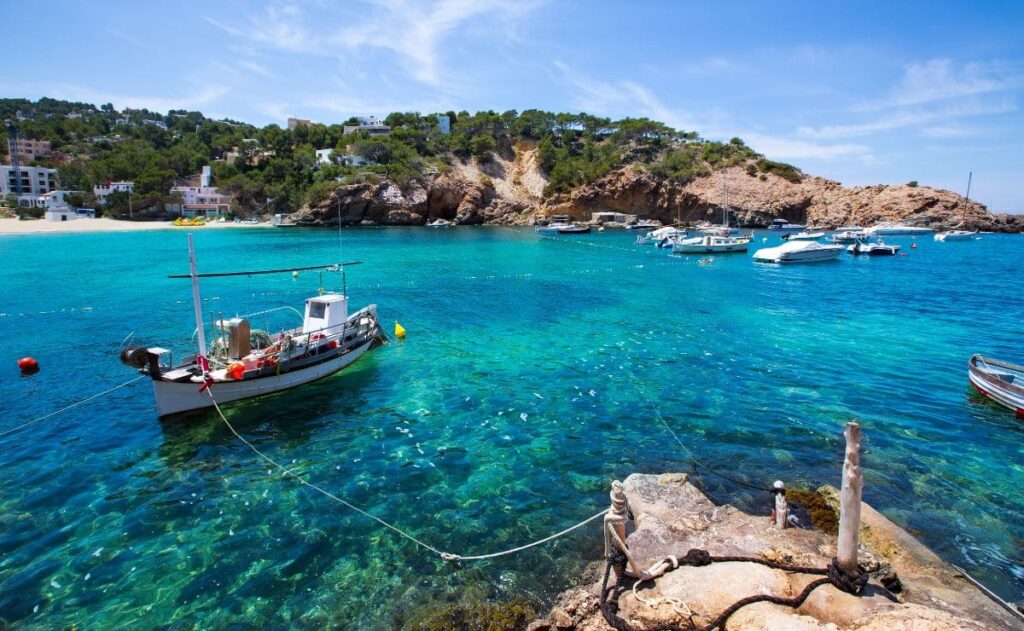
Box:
[18,357,39,375]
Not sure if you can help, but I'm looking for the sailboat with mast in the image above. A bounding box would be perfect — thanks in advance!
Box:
[120,234,386,417]
[935,172,979,242]
[673,171,751,254]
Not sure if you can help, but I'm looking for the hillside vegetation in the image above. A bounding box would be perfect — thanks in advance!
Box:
[1,98,801,218]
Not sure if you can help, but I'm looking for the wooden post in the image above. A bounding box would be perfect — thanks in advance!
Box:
[604,480,641,577]
[773,480,788,529]
[837,422,863,572]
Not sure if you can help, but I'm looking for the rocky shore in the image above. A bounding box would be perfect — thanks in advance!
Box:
[290,153,1020,232]
[528,473,1022,630]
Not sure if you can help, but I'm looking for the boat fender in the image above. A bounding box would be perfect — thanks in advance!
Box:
[227,362,245,380]
[17,357,39,375]
[395,321,407,339]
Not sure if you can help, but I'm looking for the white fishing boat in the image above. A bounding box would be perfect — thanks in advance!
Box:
[672,234,751,254]
[556,224,591,234]
[426,218,452,228]
[829,229,870,244]
[767,218,806,231]
[936,173,978,242]
[121,235,386,418]
[969,355,1024,418]
[781,231,826,241]
[753,240,844,263]
[847,240,901,256]
[865,222,933,236]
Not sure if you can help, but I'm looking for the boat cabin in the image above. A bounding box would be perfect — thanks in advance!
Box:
[304,294,348,335]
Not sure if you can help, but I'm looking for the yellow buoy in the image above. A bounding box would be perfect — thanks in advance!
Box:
[394,321,406,339]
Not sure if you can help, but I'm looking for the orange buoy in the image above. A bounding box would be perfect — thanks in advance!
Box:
[227,362,245,380]
[18,357,39,375]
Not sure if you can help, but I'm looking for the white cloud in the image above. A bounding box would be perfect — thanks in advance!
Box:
[9,83,228,113]
[740,133,873,162]
[857,59,1021,111]
[800,96,1017,139]
[552,61,700,131]
[205,0,543,87]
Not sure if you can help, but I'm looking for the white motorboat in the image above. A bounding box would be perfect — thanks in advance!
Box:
[847,240,901,256]
[636,226,684,245]
[767,218,806,231]
[535,214,572,233]
[426,218,452,228]
[121,235,386,417]
[936,173,978,242]
[672,234,751,254]
[865,223,933,236]
[829,229,870,244]
[969,355,1024,418]
[626,219,662,230]
[753,240,844,263]
[781,231,825,241]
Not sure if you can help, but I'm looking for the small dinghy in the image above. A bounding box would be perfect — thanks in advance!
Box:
[426,218,452,228]
[847,240,900,256]
[969,355,1024,418]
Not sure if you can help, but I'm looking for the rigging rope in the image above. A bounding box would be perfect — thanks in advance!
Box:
[205,390,608,562]
[0,375,146,440]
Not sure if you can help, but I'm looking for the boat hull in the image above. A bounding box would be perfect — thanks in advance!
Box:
[935,231,975,241]
[968,355,1024,418]
[672,242,749,253]
[753,243,843,263]
[152,339,376,417]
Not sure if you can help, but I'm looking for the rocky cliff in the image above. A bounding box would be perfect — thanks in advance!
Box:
[543,165,1021,232]
[291,150,1020,232]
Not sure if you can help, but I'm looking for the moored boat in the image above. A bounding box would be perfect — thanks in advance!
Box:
[753,240,843,263]
[781,231,825,241]
[865,222,933,236]
[426,218,452,228]
[767,218,806,232]
[829,229,870,244]
[556,224,591,234]
[968,355,1024,418]
[672,234,751,254]
[626,219,661,230]
[535,214,571,233]
[121,236,386,418]
[847,240,901,256]
[936,172,978,243]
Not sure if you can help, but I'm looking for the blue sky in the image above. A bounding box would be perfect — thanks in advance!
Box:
[6,1,1024,211]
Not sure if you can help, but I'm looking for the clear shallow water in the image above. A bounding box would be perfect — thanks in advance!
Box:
[1,227,1023,628]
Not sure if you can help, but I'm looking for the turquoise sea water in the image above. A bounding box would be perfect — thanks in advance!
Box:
[1,226,1023,628]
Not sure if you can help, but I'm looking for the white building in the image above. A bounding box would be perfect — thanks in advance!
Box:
[343,116,390,136]
[37,190,96,221]
[93,181,134,204]
[315,148,335,165]
[169,166,230,217]
[1,165,59,206]
[143,119,168,130]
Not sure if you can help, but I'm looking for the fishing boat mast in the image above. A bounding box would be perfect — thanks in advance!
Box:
[960,171,973,227]
[187,234,208,358]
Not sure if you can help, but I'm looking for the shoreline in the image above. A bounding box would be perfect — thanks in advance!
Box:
[0,217,274,236]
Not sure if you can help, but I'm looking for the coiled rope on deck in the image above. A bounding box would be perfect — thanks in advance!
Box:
[1,375,146,440]
[205,390,608,561]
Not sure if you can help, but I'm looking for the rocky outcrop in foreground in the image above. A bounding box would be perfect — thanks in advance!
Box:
[529,473,1021,630]
[543,166,1020,232]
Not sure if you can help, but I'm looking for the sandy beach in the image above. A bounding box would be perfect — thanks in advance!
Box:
[0,217,274,236]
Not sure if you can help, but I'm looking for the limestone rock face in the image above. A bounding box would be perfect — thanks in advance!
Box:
[542,166,1020,232]
[530,473,1018,630]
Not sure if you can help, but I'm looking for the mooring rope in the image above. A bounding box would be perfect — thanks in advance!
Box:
[1,375,146,440]
[205,390,608,561]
